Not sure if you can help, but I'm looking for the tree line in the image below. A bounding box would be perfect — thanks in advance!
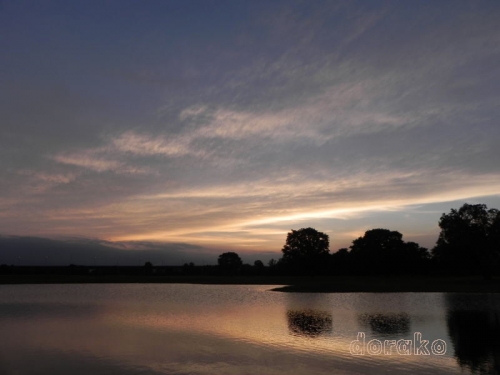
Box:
[2,203,497,279]
[217,203,500,279]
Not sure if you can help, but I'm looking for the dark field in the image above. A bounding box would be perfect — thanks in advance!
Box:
[1,274,499,293]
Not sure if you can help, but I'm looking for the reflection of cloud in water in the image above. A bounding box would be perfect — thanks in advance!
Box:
[287,309,332,337]
[358,312,410,336]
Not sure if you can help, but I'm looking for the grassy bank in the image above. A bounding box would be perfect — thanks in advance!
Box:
[1,274,499,292]
[0,274,296,286]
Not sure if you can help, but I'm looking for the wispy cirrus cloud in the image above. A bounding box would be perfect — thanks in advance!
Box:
[112,131,193,157]
[52,153,121,173]
[50,76,416,173]
[1,1,499,258]
[52,148,155,175]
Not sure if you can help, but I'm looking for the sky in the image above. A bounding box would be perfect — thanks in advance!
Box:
[1,0,500,265]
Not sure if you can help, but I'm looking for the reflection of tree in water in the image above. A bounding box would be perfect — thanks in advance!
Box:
[446,295,500,375]
[287,309,332,337]
[358,312,410,336]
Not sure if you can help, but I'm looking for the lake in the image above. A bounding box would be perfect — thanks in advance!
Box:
[0,284,498,374]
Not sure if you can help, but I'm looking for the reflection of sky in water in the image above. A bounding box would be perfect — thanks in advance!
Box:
[0,284,495,374]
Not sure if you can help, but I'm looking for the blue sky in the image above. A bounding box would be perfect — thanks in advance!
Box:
[1,1,500,264]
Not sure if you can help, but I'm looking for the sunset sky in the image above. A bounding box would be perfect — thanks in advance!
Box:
[1,1,500,264]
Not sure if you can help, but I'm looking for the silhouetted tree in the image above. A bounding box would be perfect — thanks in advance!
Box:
[281,227,330,275]
[432,203,500,279]
[217,252,243,274]
[335,248,349,257]
[250,260,265,275]
[330,248,351,274]
[350,229,429,275]
[254,260,264,268]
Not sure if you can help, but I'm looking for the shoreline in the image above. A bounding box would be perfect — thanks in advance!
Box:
[1,275,499,293]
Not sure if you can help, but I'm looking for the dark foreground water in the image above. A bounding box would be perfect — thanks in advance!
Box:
[0,284,498,374]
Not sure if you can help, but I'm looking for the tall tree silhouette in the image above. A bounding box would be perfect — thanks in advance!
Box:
[281,227,330,275]
[432,203,500,279]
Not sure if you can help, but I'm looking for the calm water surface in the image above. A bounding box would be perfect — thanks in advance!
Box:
[0,284,498,374]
